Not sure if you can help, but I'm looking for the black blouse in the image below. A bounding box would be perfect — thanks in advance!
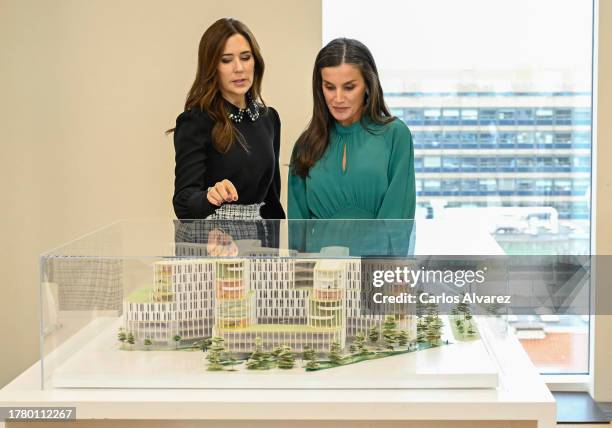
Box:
[172,104,286,220]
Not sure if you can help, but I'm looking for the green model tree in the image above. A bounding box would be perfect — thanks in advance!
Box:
[416,317,426,343]
[271,346,283,360]
[329,341,343,365]
[246,337,269,370]
[452,295,478,339]
[422,301,444,345]
[397,330,409,347]
[425,316,444,345]
[173,334,182,349]
[127,332,135,347]
[206,336,225,371]
[349,343,358,354]
[303,345,315,361]
[455,296,471,318]
[382,315,398,350]
[466,323,476,337]
[144,338,152,349]
[277,345,296,369]
[455,294,474,325]
[303,346,319,370]
[117,328,127,348]
[199,337,212,352]
[457,322,465,335]
[368,326,380,343]
[415,288,427,317]
[354,331,368,355]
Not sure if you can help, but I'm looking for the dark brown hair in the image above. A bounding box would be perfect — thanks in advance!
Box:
[167,18,266,153]
[291,38,393,177]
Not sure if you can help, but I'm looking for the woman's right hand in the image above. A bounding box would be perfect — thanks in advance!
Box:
[207,228,238,257]
[206,179,238,206]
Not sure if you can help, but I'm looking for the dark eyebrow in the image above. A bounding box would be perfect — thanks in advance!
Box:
[322,80,357,85]
[221,50,252,57]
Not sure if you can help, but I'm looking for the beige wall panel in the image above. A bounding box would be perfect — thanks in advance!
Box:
[594,0,612,402]
[0,0,321,388]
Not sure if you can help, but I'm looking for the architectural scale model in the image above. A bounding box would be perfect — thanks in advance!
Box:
[120,240,453,370]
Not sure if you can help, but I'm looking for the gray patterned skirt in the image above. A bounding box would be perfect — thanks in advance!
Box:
[205,203,264,220]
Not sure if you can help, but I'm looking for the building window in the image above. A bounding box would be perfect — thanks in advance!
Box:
[423,156,441,169]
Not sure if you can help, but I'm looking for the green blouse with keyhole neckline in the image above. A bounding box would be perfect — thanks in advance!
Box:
[288,116,416,220]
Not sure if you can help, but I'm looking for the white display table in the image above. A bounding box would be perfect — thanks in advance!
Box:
[0,327,555,427]
[0,220,556,427]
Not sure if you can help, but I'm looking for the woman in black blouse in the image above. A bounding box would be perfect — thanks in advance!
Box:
[170,18,285,221]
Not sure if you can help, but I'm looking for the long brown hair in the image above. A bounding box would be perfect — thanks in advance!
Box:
[291,38,393,177]
[168,18,266,153]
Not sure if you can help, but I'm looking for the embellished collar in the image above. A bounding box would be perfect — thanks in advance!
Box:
[226,94,260,123]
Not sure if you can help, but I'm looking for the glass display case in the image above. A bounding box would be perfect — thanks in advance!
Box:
[39,219,511,390]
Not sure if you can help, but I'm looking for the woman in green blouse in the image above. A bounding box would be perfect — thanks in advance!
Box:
[288,38,416,220]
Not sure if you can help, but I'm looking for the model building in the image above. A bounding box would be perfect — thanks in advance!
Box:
[123,241,417,353]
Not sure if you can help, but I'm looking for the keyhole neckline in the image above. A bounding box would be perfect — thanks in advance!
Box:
[333,118,364,135]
